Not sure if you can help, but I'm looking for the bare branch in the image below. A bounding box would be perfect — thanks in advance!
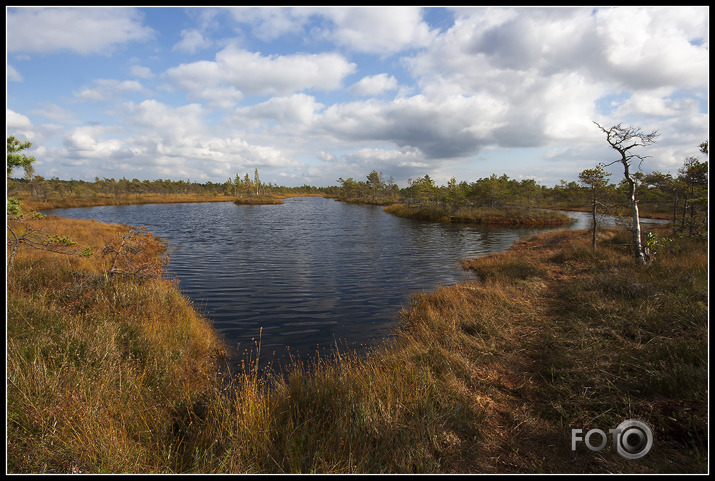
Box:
[101,226,168,279]
[6,217,93,273]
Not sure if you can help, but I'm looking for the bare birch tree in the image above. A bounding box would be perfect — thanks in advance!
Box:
[593,122,659,265]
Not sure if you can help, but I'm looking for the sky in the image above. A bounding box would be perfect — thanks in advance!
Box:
[6,6,709,189]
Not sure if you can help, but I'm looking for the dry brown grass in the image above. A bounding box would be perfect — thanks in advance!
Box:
[7,213,707,473]
[384,203,573,225]
[14,191,329,212]
[455,227,708,473]
[7,216,225,473]
[14,192,235,213]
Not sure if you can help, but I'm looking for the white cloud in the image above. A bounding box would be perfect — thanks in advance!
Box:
[6,7,154,55]
[172,28,212,54]
[234,94,324,129]
[178,85,244,111]
[166,45,356,106]
[464,8,597,74]
[349,74,399,97]
[343,147,425,169]
[594,7,709,90]
[226,7,435,54]
[7,65,22,82]
[228,7,311,41]
[7,109,33,129]
[75,79,145,102]
[612,88,702,118]
[316,7,435,54]
[62,125,123,158]
[404,6,707,157]
[124,100,207,145]
[30,103,78,124]
[318,93,508,159]
[130,65,154,79]
[486,71,606,147]
[304,147,429,187]
[121,99,299,176]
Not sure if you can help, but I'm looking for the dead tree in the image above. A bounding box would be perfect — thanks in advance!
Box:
[594,122,659,265]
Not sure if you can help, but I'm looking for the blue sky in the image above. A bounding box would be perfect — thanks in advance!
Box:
[6,6,709,188]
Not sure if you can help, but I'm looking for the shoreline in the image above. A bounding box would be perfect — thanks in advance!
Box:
[7,204,706,473]
[18,192,670,225]
[383,203,574,226]
[14,192,329,213]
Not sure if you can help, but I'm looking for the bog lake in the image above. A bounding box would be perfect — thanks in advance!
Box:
[49,197,667,371]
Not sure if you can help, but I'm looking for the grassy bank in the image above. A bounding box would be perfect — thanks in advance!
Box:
[384,203,574,226]
[6,215,226,473]
[13,192,329,212]
[7,215,707,473]
[328,196,400,206]
[14,192,237,213]
[234,196,284,205]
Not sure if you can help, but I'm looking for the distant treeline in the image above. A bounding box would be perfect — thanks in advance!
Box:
[7,172,327,200]
[332,160,707,236]
[7,155,707,236]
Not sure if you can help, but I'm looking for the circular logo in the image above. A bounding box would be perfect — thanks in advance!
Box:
[614,419,653,459]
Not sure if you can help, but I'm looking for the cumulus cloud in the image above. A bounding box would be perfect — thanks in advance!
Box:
[349,74,399,97]
[405,6,707,155]
[305,147,430,187]
[466,8,596,74]
[6,7,154,54]
[594,7,709,90]
[63,125,123,158]
[166,45,356,106]
[228,7,311,41]
[318,93,508,159]
[7,65,22,82]
[130,65,154,79]
[437,7,708,93]
[7,109,33,129]
[234,94,324,130]
[75,79,145,102]
[342,147,427,171]
[227,6,435,54]
[121,99,299,177]
[172,28,212,54]
[19,98,304,181]
[124,100,208,146]
[316,7,436,54]
[488,71,606,146]
[612,88,701,118]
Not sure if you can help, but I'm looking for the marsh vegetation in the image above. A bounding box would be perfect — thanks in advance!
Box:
[7,215,707,473]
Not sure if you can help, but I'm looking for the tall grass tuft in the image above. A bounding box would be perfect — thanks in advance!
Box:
[7,216,225,473]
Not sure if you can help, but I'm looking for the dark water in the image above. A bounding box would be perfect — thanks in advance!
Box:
[47,198,665,369]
